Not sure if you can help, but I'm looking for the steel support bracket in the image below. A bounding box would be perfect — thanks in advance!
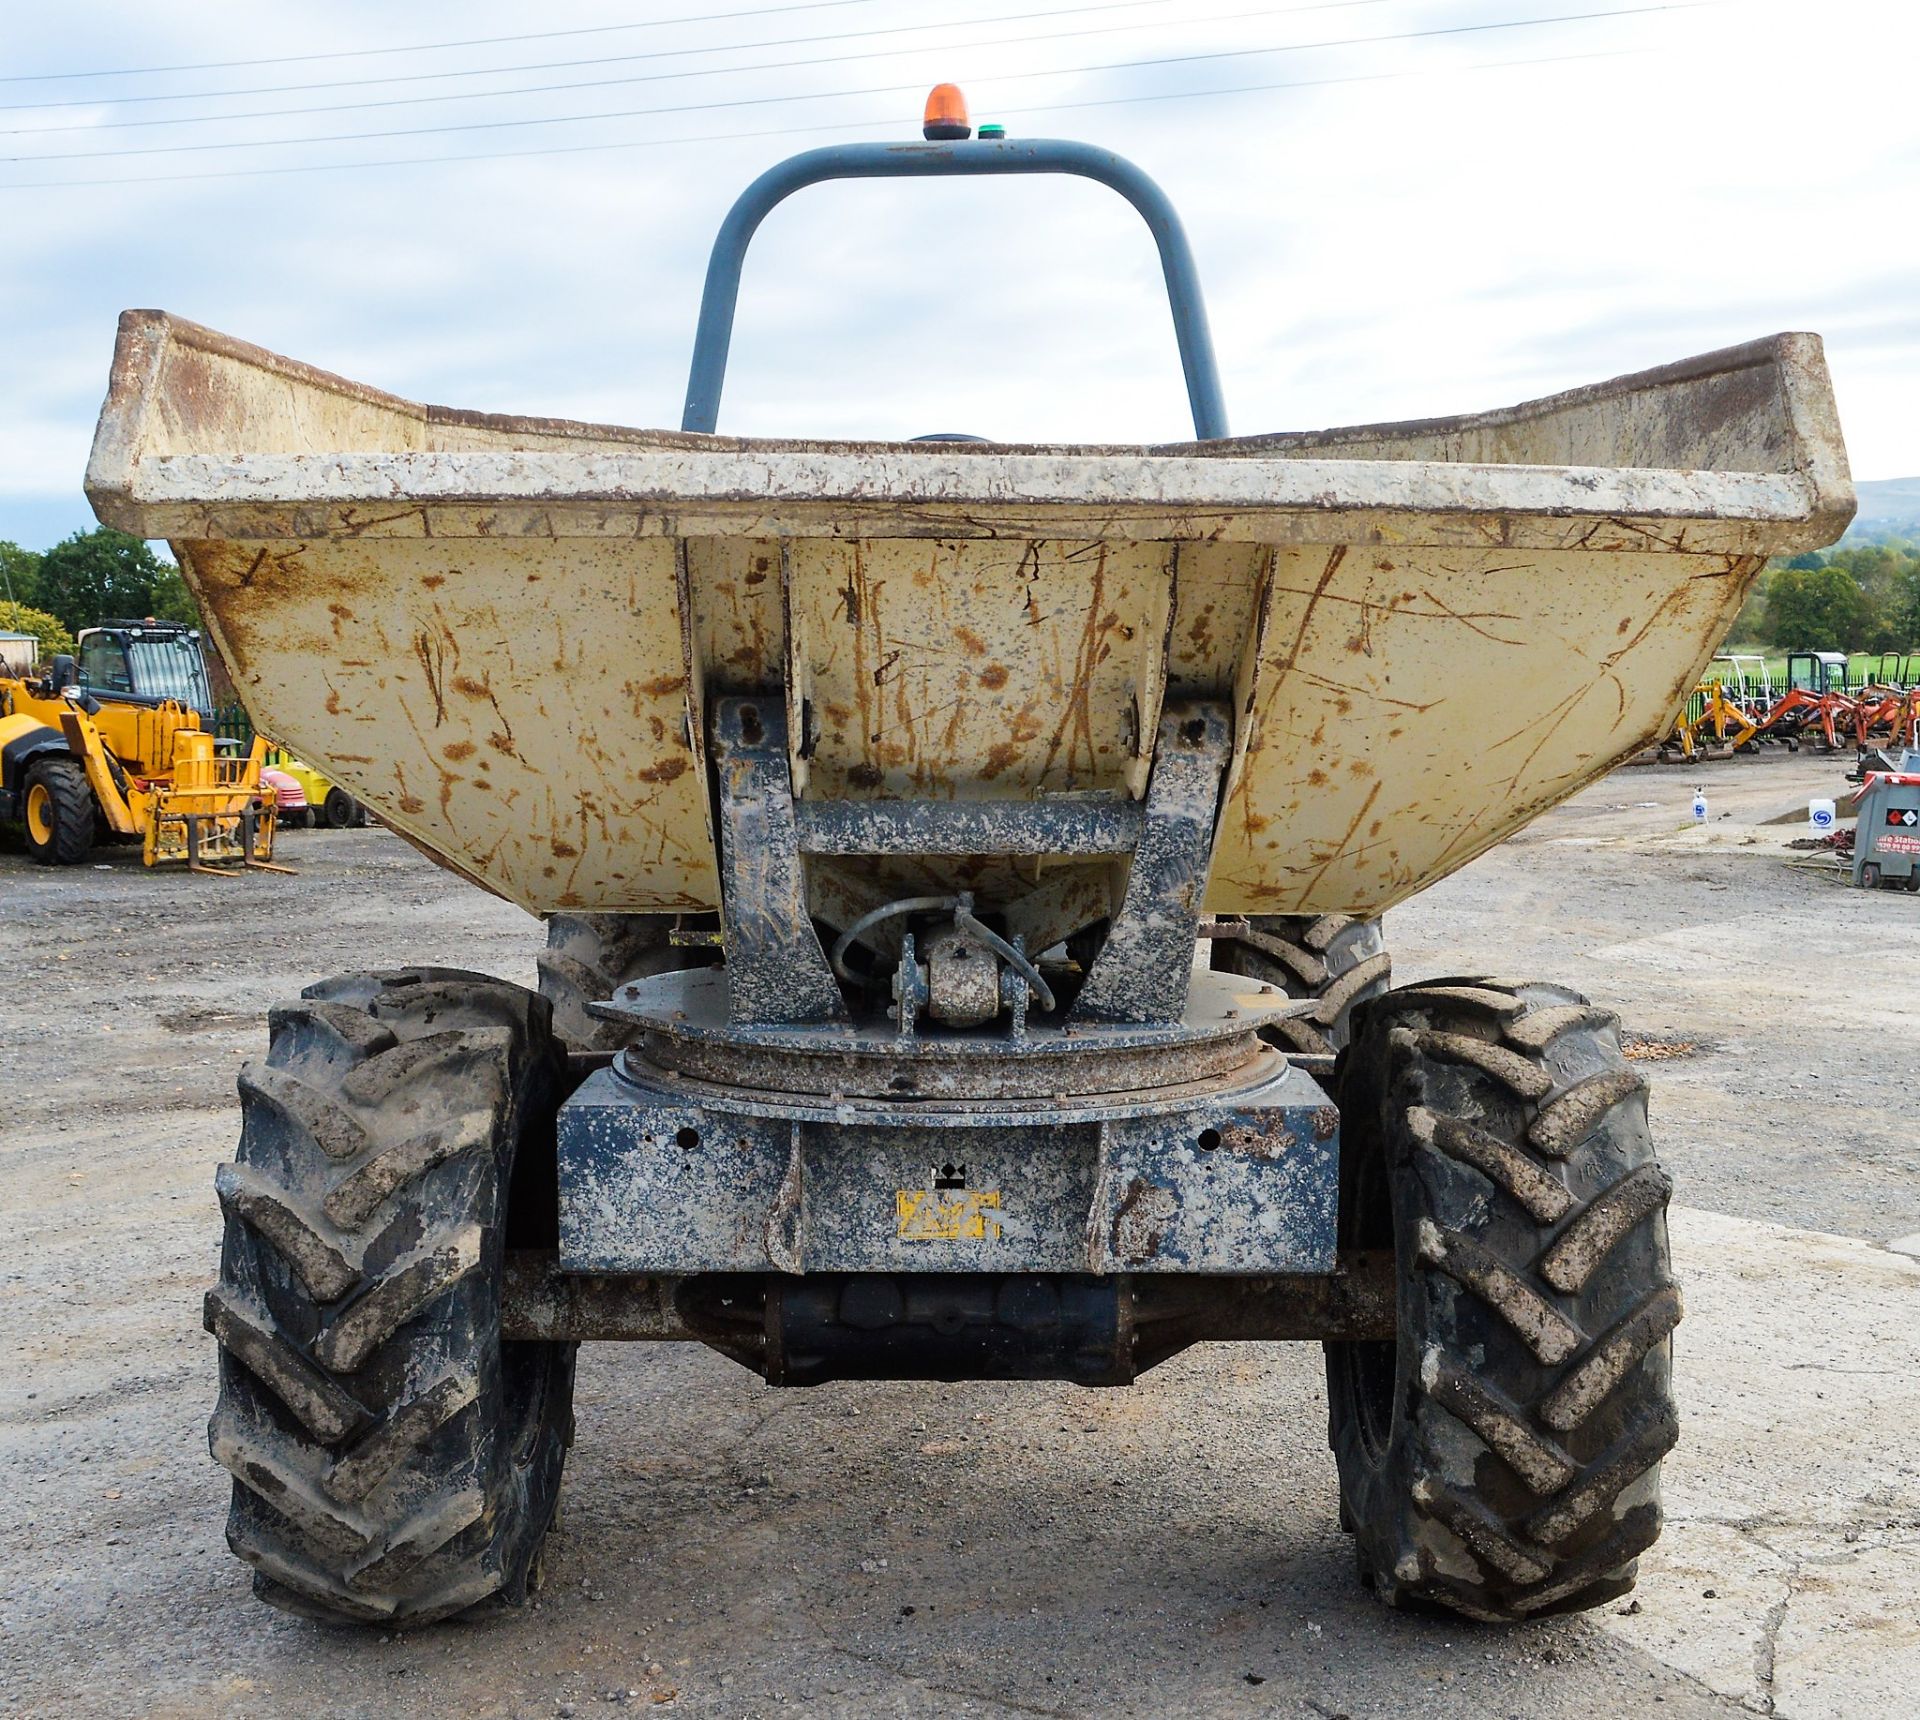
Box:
[708,696,847,1025]
[1070,699,1232,1025]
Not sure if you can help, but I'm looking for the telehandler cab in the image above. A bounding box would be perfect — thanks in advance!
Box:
[83,93,1853,1626]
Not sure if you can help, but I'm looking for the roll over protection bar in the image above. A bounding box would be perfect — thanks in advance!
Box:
[680,137,1228,440]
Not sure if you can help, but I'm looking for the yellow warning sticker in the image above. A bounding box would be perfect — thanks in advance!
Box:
[896,1188,1003,1242]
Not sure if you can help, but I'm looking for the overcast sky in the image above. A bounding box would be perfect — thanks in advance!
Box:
[1,0,1911,551]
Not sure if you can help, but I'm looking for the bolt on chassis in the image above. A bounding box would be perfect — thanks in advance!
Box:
[83,97,1853,1626]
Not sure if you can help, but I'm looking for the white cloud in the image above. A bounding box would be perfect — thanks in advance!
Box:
[1,0,1913,543]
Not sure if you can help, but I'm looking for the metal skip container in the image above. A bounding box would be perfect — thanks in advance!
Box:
[87,317,1852,923]
[85,301,1854,1279]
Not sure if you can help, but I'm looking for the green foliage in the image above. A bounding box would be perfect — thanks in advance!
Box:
[1744,538,1920,653]
[0,600,75,664]
[149,565,201,627]
[1725,579,1770,645]
[1823,542,1915,652]
[1899,563,1920,649]
[1762,564,1870,652]
[0,541,42,607]
[33,527,180,635]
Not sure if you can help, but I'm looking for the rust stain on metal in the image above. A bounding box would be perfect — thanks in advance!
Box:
[1111,1176,1180,1264]
[1216,1119,1295,1160]
[85,312,1853,918]
[411,629,449,726]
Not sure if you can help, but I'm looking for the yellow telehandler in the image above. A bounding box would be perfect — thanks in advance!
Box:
[0,618,282,871]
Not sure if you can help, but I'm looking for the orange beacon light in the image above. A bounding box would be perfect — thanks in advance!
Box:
[922,83,972,141]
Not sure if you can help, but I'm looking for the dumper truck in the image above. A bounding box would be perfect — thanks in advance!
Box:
[84,94,1854,1629]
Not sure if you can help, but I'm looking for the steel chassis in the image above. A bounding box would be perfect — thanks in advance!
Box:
[521,138,1368,1385]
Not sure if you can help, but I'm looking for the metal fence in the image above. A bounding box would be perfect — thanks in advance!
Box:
[212,700,255,749]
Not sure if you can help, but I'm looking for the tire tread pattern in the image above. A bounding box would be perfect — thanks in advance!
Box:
[536,913,714,1052]
[1211,913,1391,1055]
[1329,978,1680,1621]
[206,967,574,1625]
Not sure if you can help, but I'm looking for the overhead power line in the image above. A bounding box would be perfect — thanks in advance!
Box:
[0,1,882,85]
[0,0,1195,114]
[2,2,1712,166]
[0,43,1659,193]
[2,0,1388,134]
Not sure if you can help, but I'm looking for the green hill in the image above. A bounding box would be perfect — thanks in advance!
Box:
[1849,477,1920,541]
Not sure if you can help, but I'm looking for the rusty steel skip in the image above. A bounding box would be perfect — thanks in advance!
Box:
[125,90,1854,1631]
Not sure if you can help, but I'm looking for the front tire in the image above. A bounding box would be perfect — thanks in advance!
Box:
[206,968,574,1626]
[22,756,94,865]
[1327,978,1679,1622]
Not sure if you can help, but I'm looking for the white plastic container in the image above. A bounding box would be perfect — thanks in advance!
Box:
[1809,797,1837,834]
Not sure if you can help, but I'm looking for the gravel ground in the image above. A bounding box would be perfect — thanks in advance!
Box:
[1,754,1915,1718]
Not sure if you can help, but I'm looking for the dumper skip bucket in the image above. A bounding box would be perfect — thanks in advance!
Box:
[86,138,1853,924]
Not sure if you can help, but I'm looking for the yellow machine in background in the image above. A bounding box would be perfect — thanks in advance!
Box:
[0,619,282,872]
[260,744,368,829]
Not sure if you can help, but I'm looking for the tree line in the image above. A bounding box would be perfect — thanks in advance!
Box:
[0,527,198,663]
[1728,541,1920,654]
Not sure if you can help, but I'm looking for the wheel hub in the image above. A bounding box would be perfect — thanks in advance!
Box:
[25,780,53,844]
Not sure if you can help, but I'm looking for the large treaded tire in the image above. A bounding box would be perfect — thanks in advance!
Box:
[1212,914,1390,1054]
[1327,978,1679,1622]
[23,755,94,865]
[537,913,712,1053]
[206,967,575,1626]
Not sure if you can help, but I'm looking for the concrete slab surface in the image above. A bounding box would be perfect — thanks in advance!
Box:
[1599,1210,1920,1718]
